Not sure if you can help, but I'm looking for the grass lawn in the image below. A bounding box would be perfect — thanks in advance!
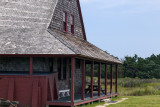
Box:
[108,95,160,107]
[83,78,160,107]
[79,95,160,107]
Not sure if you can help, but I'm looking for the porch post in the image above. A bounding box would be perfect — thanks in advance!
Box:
[30,56,33,76]
[110,64,113,95]
[105,64,107,95]
[115,64,118,93]
[98,63,101,96]
[71,57,75,103]
[81,60,85,100]
[91,61,94,98]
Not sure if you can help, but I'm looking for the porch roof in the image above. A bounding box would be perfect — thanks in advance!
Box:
[0,28,74,55]
[0,28,122,64]
[48,30,122,64]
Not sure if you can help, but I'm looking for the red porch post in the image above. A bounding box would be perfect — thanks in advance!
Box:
[105,64,107,95]
[115,64,118,93]
[81,60,85,100]
[110,64,113,94]
[30,56,33,76]
[98,63,101,96]
[91,61,94,98]
[71,57,75,103]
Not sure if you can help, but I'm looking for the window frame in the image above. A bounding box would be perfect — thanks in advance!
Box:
[70,15,74,34]
[63,11,67,32]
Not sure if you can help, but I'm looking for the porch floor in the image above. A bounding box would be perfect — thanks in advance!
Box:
[51,92,116,103]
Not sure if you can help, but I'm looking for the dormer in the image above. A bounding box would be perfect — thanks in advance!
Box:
[49,0,87,40]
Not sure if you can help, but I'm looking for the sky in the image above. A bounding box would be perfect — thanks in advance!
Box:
[80,0,160,59]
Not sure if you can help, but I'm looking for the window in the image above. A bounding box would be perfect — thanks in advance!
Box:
[70,15,74,34]
[63,11,67,32]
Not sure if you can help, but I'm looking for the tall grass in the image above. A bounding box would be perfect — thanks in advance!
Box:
[86,76,160,96]
[118,77,160,87]
[118,78,160,96]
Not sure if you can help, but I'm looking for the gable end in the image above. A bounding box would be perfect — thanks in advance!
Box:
[49,0,87,40]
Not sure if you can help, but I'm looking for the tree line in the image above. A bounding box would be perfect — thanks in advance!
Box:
[85,54,160,79]
[119,54,160,79]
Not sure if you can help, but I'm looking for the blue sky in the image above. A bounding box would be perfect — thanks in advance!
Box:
[80,0,160,59]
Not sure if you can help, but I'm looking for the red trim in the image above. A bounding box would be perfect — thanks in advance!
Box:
[91,61,94,98]
[71,57,75,102]
[77,0,87,41]
[77,55,122,65]
[115,65,118,93]
[81,60,85,100]
[0,54,78,57]
[110,65,113,94]
[105,64,107,95]
[0,75,47,78]
[98,63,101,96]
[30,56,33,76]
[7,79,14,101]
[0,54,122,64]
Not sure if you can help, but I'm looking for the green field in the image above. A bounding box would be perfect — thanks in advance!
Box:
[108,96,160,107]
[80,95,160,107]
[81,78,160,107]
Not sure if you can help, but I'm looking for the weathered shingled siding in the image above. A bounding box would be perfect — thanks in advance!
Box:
[0,57,52,73]
[0,57,30,72]
[49,0,84,39]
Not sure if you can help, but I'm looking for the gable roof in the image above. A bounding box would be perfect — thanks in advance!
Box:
[0,0,58,30]
[0,0,122,64]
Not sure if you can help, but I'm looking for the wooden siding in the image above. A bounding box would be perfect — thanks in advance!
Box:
[49,0,84,39]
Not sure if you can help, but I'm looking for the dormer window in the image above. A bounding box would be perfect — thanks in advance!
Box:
[63,11,67,32]
[70,15,74,34]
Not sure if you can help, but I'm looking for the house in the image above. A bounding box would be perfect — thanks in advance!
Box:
[0,0,122,107]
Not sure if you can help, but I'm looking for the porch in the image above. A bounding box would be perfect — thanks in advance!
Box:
[0,55,119,107]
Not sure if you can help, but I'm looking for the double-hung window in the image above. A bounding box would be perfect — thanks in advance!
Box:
[70,15,74,34]
[63,12,67,32]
